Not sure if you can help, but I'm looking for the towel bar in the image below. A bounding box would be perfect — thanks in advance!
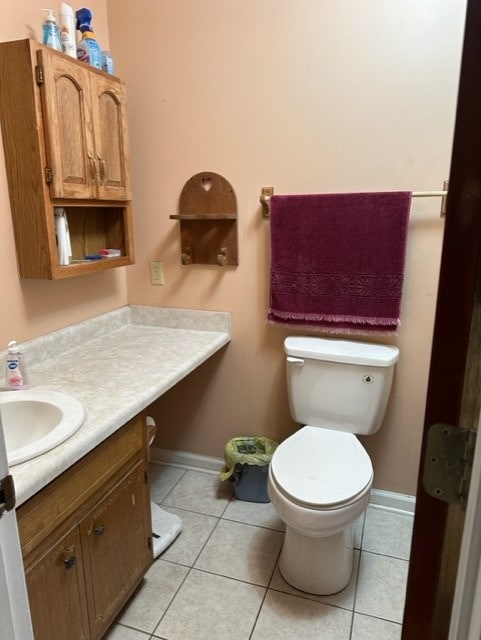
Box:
[260,182,449,218]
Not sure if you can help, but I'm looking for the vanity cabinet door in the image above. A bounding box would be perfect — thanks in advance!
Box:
[91,74,132,201]
[37,49,96,200]
[80,461,152,640]
[25,525,90,640]
[37,49,131,202]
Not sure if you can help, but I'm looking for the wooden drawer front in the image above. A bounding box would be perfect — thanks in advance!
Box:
[18,414,146,557]
[26,524,90,640]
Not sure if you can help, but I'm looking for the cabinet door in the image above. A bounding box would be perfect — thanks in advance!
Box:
[25,525,90,640]
[81,462,152,640]
[37,49,96,200]
[91,74,132,201]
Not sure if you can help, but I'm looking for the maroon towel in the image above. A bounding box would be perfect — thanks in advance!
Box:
[268,191,412,335]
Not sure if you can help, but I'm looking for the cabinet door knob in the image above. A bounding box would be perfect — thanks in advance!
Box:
[64,556,76,570]
[94,525,105,537]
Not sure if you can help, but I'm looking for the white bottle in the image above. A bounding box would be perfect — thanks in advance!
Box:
[58,3,76,58]
[5,341,29,390]
[54,208,72,265]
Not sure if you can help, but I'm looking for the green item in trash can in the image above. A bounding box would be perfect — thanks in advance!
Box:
[219,436,278,481]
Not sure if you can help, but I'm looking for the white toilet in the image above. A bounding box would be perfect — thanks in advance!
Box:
[268,336,399,595]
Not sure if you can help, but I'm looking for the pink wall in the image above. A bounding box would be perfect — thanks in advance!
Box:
[106,0,466,495]
[0,1,466,495]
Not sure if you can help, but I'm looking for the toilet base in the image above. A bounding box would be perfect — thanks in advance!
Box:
[279,524,354,595]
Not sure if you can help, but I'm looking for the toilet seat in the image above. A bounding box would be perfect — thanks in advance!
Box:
[270,426,373,509]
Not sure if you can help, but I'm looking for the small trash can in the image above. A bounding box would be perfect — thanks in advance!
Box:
[220,437,278,503]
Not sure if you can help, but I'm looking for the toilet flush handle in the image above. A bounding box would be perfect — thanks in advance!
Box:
[287,356,304,367]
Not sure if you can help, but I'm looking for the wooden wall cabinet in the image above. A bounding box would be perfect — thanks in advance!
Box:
[16,414,153,640]
[0,39,134,279]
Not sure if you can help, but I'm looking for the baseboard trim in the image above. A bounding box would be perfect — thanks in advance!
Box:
[151,447,416,514]
[151,446,225,474]
[370,488,416,515]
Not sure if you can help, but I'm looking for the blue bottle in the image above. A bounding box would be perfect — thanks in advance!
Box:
[42,9,62,51]
[75,8,102,69]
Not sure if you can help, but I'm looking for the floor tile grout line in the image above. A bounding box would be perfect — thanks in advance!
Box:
[220,510,285,532]
[150,564,195,638]
[267,539,284,589]
[349,513,366,638]
[247,586,269,640]
[358,548,411,562]
[149,510,226,635]
[190,514,223,567]
[349,547,363,638]
[151,467,188,504]
[148,466,206,637]
[115,621,152,637]
[352,610,404,626]
[186,564,277,589]
[266,583,358,614]
[147,463,410,638]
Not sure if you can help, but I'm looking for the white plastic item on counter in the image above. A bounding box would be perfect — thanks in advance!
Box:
[42,9,62,51]
[5,341,29,390]
[59,3,76,57]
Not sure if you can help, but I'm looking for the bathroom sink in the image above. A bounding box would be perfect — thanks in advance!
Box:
[0,390,86,466]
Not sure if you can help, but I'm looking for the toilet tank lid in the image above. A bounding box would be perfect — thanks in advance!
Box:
[284,336,399,366]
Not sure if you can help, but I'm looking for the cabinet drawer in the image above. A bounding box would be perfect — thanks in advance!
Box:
[17,414,146,558]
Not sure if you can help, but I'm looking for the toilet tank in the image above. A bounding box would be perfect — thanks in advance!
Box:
[284,336,399,435]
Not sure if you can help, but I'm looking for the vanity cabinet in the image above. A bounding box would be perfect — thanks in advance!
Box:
[0,38,134,279]
[16,414,153,640]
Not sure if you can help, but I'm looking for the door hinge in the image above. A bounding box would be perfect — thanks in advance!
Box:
[35,65,44,85]
[423,423,476,509]
[45,167,53,184]
[147,537,152,550]
[144,469,149,484]
[0,474,16,517]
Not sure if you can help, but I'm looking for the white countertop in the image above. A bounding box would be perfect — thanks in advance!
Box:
[3,306,231,506]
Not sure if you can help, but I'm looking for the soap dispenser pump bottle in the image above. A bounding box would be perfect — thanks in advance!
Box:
[5,341,29,390]
[41,9,62,51]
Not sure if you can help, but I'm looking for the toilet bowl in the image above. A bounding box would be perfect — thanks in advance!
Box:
[269,336,399,595]
[268,426,373,594]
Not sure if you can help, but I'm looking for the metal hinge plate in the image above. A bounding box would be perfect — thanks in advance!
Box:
[45,167,53,184]
[423,423,476,509]
[35,65,44,85]
[0,474,16,517]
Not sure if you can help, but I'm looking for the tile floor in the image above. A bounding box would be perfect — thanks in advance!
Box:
[105,463,414,640]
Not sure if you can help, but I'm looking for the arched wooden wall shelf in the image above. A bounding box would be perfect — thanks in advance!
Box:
[170,172,238,266]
